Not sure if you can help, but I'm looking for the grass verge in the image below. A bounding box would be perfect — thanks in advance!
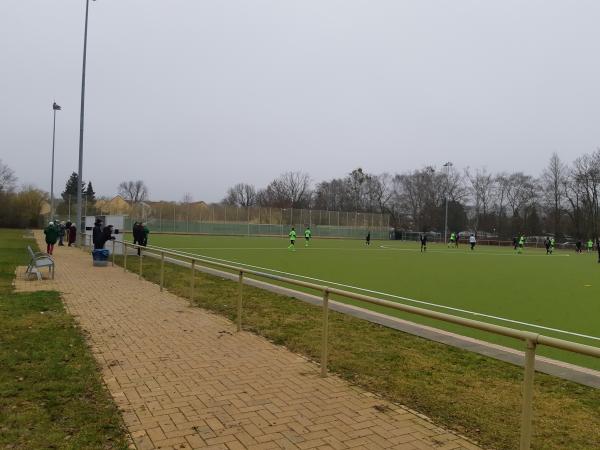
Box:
[116,251,600,450]
[0,229,129,449]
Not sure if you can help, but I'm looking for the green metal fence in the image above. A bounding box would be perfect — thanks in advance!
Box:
[125,205,391,239]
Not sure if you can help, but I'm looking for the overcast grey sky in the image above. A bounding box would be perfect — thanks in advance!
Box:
[1,1,599,202]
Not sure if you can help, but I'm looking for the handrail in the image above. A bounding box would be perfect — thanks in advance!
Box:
[89,235,599,450]
[120,240,600,359]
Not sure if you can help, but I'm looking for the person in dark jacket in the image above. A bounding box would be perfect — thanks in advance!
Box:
[102,225,115,249]
[92,219,104,250]
[68,223,76,246]
[137,223,149,256]
[132,222,140,246]
[44,221,59,255]
[420,234,427,252]
[57,222,66,246]
[132,222,143,255]
[142,223,149,246]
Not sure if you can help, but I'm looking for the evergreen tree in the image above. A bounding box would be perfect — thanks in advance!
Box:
[61,172,84,202]
[85,181,96,205]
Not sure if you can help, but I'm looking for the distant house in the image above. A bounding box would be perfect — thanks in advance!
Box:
[96,195,132,215]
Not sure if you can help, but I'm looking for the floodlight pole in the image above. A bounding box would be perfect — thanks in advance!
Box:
[443,162,453,244]
[50,103,60,219]
[76,0,93,245]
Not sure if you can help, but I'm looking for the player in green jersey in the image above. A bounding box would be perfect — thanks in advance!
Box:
[288,227,297,251]
[448,232,456,248]
[517,235,525,254]
[304,226,312,247]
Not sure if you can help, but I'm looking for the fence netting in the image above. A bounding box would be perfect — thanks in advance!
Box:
[124,205,391,239]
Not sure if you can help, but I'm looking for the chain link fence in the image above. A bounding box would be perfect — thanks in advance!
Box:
[127,205,391,239]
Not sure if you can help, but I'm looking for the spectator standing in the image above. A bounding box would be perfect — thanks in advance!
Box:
[101,225,116,249]
[57,222,66,246]
[92,219,104,250]
[68,223,77,246]
[132,222,143,255]
[142,223,149,247]
[43,221,59,255]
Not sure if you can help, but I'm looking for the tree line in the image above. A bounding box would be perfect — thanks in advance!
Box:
[3,148,600,239]
[0,159,48,228]
[223,151,600,239]
[0,158,152,227]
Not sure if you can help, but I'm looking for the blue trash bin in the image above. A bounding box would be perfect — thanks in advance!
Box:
[92,249,110,267]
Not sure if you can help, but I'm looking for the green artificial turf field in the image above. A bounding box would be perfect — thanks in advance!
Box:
[135,233,600,370]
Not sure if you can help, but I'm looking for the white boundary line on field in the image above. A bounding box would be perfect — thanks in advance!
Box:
[379,245,571,257]
[148,244,600,343]
[168,245,572,257]
[173,247,373,251]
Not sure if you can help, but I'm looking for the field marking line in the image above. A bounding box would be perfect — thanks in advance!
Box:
[379,245,572,257]
[165,245,570,258]
[148,243,600,343]
[172,247,375,251]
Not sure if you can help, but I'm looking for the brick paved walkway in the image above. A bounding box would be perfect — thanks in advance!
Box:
[15,234,480,450]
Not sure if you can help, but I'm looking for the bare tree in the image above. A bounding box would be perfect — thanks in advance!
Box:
[563,171,583,238]
[262,172,312,208]
[505,172,537,217]
[541,153,567,236]
[118,180,149,204]
[466,167,496,230]
[223,183,257,207]
[0,159,17,193]
[312,178,351,211]
[396,168,437,230]
[367,173,394,214]
[570,150,600,237]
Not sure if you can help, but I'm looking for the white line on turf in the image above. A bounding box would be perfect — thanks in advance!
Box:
[379,245,571,257]
[149,244,600,342]
[169,245,570,257]
[173,247,372,251]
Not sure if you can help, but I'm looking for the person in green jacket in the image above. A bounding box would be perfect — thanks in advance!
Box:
[288,227,297,251]
[141,223,150,248]
[43,221,59,255]
[549,237,555,254]
[304,226,312,247]
[587,239,593,253]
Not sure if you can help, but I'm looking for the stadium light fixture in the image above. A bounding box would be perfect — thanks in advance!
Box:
[50,101,61,219]
[443,162,453,244]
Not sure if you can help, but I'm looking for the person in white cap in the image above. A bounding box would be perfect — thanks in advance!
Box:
[43,221,59,255]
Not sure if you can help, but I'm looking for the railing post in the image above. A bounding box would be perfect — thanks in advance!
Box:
[321,288,330,378]
[519,338,537,450]
[139,247,143,279]
[123,242,127,272]
[190,259,195,303]
[160,251,165,292]
[237,271,243,332]
[111,239,115,267]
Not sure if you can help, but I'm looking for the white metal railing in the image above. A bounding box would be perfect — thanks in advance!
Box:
[82,235,600,450]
